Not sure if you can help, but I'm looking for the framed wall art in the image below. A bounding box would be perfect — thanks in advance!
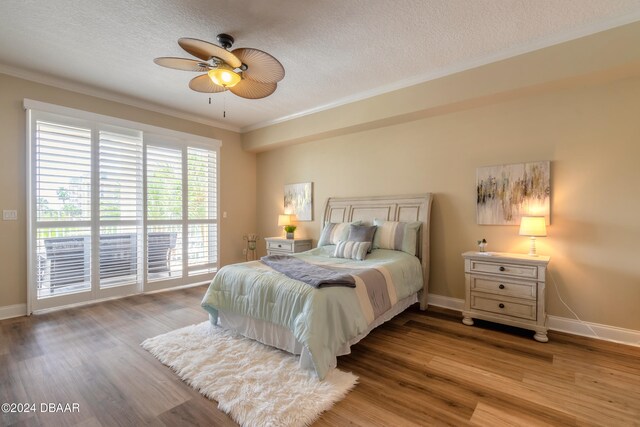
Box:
[476,161,550,225]
[284,182,313,221]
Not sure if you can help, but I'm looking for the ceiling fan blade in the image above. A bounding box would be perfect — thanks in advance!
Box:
[229,79,277,99]
[189,74,227,93]
[178,38,241,68]
[154,57,211,72]
[232,48,285,83]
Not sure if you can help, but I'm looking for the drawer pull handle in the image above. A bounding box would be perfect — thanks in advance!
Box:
[499,284,505,289]
[498,303,505,309]
[499,266,506,272]
[278,244,282,248]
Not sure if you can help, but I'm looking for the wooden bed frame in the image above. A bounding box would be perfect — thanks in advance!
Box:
[322,193,433,309]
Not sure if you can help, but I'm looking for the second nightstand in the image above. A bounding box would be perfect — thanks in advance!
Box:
[462,251,551,342]
[265,237,312,256]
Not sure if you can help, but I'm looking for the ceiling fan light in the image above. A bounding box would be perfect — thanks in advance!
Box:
[208,66,241,88]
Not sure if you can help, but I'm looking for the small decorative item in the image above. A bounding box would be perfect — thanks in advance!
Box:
[284,225,297,239]
[477,238,488,253]
[243,234,259,261]
[284,182,313,221]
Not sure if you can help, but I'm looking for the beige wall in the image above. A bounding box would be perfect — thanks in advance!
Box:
[256,74,640,331]
[0,73,256,307]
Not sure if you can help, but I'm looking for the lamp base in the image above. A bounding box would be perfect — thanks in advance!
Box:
[528,236,538,256]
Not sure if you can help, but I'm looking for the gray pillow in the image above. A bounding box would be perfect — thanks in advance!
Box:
[347,225,376,253]
[372,219,421,256]
[332,240,371,261]
[317,221,362,247]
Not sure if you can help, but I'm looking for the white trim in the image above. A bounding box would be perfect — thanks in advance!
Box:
[26,108,34,315]
[23,99,222,149]
[547,315,640,348]
[427,293,465,311]
[0,304,28,320]
[242,13,640,133]
[0,64,240,133]
[426,293,640,347]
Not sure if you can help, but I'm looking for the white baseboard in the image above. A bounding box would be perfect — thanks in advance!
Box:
[0,303,27,320]
[547,315,640,347]
[427,293,640,348]
[427,293,465,311]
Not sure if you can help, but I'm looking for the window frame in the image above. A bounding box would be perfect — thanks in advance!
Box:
[25,99,221,314]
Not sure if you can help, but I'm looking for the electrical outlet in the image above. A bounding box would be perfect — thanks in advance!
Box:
[2,210,17,221]
[242,248,247,255]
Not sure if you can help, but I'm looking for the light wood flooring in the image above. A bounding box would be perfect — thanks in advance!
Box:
[1,285,639,426]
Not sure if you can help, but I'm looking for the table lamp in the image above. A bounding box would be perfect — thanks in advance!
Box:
[278,214,292,238]
[519,216,547,256]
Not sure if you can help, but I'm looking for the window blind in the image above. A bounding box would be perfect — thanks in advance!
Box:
[98,130,143,288]
[187,147,217,275]
[27,100,221,312]
[35,121,92,297]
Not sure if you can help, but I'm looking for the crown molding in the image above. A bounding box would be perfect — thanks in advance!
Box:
[0,64,241,133]
[242,13,640,133]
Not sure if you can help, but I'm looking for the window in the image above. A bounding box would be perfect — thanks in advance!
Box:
[26,100,220,312]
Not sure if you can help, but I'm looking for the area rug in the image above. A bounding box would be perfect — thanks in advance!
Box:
[141,321,358,427]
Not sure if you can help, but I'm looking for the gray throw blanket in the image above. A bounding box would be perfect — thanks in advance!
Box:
[261,255,356,288]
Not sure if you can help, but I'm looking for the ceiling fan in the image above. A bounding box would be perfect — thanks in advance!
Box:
[154,33,284,99]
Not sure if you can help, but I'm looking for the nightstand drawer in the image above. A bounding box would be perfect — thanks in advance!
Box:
[470,276,536,300]
[470,293,536,321]
[469,260,538,280]
[267,241,294,252]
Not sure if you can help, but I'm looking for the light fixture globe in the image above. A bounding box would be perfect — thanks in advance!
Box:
[208,65,241,88]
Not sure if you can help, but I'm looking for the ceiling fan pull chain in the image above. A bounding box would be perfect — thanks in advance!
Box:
[223,91,227,118]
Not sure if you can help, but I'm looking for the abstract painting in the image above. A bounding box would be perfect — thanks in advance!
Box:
[284,182,313,221]
[477,161,550,225]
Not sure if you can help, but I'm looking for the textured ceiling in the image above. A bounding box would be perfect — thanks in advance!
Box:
[1,0,640,132]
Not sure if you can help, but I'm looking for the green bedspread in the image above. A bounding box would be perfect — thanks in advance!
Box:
[201,246,423,379]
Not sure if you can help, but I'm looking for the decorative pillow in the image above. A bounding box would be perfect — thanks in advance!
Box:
[333,240,371,261]
[372,219,421,256]
[317,221,361,247]
[347,224,377,253]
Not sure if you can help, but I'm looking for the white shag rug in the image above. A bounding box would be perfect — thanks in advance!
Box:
[141,321,358,427]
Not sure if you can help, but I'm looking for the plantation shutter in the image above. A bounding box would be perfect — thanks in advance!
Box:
[187,147,218,275]
[27,100,221,312]
[98,129,143,288]
[146,145,183,280]
[35,120,92,297]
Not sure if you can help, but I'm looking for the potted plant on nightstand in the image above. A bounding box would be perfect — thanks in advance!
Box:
[284,225,297,239]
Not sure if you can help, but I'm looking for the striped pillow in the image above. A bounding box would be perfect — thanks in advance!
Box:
[333,240,371,261]
[317,221,361,247]
[372,219,421,256]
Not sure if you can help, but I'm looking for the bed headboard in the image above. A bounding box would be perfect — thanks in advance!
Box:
[322,193,433,310]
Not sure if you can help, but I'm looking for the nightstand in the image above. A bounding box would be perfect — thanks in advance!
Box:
[265,237,313,256]
[461,251,551,342]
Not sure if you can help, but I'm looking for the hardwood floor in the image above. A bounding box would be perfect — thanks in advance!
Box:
[1,286,639,426]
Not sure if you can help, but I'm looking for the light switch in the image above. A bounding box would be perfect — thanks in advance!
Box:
[3,210,18,220]
[223,211,227,218]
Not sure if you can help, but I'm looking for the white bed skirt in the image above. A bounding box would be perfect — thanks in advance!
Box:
[218,292,418,374]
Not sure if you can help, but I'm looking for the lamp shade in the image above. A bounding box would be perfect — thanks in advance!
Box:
[278,214,292,227]
[208,65,241,88]
[519,216,547,237]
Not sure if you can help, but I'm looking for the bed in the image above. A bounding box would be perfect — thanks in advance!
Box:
[201,194,433,379]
